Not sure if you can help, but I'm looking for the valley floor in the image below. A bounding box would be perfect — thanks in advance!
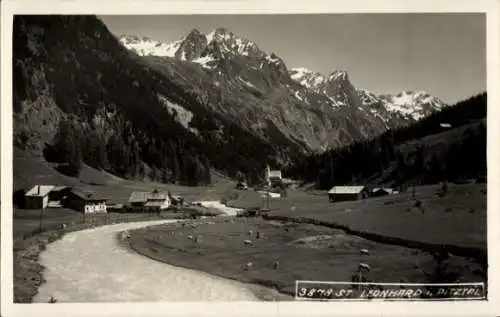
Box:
[13,162,487,302]
[127,183,486,300]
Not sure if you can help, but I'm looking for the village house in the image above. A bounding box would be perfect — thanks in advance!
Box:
[64,188,108,213]
[265,165,283,188]
[128,190,171,212]
[24,185,55,209]
[47,186,72,207]
[328,186,368,202]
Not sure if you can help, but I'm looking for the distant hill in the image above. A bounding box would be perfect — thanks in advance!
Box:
[286,92,487,189]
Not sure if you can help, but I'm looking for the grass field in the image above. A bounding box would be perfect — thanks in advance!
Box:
[126,181,486,299]
[129,217,485,299]
[227,183,486,251]
[12,155,488,301]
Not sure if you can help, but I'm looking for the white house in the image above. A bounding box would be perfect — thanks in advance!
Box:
[24,185,55,209]
[265,165,282,187]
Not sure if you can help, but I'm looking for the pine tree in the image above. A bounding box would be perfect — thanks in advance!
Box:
[53,119,82,175]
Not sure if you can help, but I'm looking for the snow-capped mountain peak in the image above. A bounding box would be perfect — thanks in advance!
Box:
[120,28,264,63]
[380,90,447,121]
[357,88,448,122]
[289,68,327,89]
[119,34,183,57]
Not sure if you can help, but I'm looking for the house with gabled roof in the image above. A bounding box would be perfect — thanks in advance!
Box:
[64,188,108,213]
[128,189,171,212]
[24,185,55,209]
[328,185,368,202]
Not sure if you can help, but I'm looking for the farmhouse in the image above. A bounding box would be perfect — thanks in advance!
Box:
[64,188,108,213]
[24,185,55,209]
[128,190,171,212]
[47,186,72,207]
[328,186,368,202]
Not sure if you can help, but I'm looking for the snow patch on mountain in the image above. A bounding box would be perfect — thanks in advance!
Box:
[192,55,216,69]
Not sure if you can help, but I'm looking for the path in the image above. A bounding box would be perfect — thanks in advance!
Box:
[33,220,258,302]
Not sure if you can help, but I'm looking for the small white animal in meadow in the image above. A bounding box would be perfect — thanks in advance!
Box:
[360,249,370,255]
[188,235,193,240]
[244,262,253,270]
[290,206,296,211]
[243,239,254,246]
[359,263,371,271]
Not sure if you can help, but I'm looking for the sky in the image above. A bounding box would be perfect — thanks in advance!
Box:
[99,14,486,104]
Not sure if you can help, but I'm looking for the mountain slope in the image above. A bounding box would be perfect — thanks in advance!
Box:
[285,92,486,189]
[119,31,448,153]
[13,15,293,186]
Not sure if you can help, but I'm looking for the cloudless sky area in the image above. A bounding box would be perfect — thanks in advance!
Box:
[99,14,485,104]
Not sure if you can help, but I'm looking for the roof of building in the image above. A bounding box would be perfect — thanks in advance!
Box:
[128,191,170,203]
[25,185,55,197]
[70,188,107,201]
[128,192,148,203]
[52,185,71,192]
[328,186,366,194]
[148,192,169,200]
[372,187,394,194]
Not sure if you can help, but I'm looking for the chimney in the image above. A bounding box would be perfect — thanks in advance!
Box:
[38,186,40,195]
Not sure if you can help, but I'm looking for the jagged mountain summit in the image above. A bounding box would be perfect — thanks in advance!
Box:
[118,26,447,153]
[120,28,264,62]
[290,67,447,122]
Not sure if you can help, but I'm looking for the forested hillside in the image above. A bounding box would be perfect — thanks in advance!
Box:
[286,93,487,189]
[13,15,296,186]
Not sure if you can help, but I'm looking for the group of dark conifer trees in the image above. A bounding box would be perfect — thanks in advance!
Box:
[50,119,212,185]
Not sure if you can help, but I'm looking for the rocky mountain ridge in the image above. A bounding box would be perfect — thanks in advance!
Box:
[119,30,448,153]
